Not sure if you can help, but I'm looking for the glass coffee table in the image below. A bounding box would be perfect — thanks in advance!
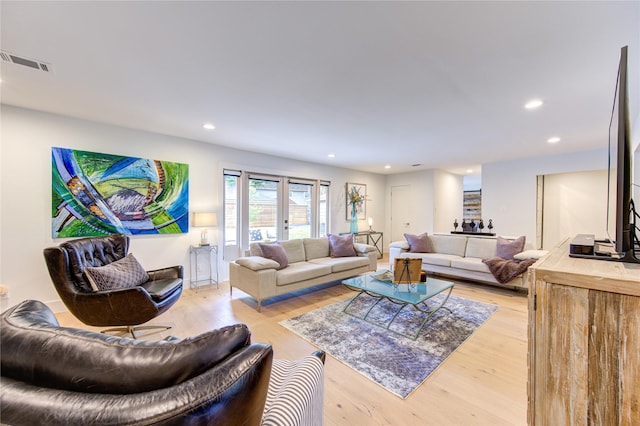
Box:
[342,272,454,340]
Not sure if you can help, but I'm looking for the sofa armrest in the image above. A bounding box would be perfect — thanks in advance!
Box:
[388,242,409,270]
[262,352,325,426]
[147,265,184,280]
[235,256,280,271]
[353,243,375,254]
[389,240,409,250]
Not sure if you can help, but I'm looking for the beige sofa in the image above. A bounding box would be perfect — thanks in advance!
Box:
[389,234,544,290]
[230,237,377,311]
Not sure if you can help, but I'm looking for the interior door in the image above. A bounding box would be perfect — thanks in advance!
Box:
[391,185,411,242]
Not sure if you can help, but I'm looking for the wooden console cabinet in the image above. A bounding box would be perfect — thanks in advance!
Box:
[527,240,640,425]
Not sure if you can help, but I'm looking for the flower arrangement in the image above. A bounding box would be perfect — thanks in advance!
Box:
[348,185,365,209]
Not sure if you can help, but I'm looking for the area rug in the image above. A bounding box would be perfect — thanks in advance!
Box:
[280,292,498,399]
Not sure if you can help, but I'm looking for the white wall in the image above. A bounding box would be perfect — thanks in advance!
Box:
[541,170,613,249]
[433,170,463,233]
[482,149,610,248]
[0,105,386,312]
[385,170,435,238]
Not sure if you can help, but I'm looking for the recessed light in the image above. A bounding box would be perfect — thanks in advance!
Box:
[547,136,560,143]
[525,99,543,109]
[202,123,215,130]
[467,169,473,173]
[328,153,335,158]
[384,165,391,169]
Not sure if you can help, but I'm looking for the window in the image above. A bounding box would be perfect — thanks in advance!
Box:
[223,170,240,261]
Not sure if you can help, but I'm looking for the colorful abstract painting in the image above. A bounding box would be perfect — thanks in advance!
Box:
[52,147,189,238]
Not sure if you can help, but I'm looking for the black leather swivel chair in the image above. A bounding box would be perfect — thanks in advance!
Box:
[43,234,183,337]
[0,299,273,425]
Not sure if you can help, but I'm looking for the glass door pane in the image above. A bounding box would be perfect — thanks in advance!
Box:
[319,183,329,237]
[248,176,280,243]
[288,182,313,239]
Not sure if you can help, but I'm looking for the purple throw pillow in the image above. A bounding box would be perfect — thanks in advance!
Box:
[404,233,433,253]
[328,234,357,257]
[257,242,289,270]
[495,236,526,260]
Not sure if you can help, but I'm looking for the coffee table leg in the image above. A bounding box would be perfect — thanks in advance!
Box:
[343,289,384,321]
[411,286,454,338]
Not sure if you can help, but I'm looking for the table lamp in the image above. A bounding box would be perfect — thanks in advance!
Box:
[368,217,373,231]
[193,212,218,246]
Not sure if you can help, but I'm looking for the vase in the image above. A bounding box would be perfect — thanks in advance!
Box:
[350,205,358,234]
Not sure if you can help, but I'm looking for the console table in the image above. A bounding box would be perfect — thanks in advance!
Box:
[450,231,495,236]
[527,239,640,425]
[341,231,383,258]
[189,245,219,290]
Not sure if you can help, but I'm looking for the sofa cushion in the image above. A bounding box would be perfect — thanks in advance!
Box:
[404,233,433,253]
[249,243,263,257]
[429,235,468,257]
[465,237,498,260]
[309,256,369,273]
[258,242,289,270]
[328,234,357,257]
[140,278,182,302]
[403,252,461,267]
[84,253,149,291]
[303,238,330,260]
[450,257,491,273]
[236,256,281,271]
[496,236,526,260]
[276,262,332,286]
[279,239,306,264]
[0,300,252,394]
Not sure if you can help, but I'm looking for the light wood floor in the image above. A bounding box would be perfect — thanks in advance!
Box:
[56,259,529,426]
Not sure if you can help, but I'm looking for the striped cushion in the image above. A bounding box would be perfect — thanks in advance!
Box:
[262,355,325,426]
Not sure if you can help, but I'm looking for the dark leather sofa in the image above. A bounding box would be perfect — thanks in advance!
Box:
[0,299,273,425]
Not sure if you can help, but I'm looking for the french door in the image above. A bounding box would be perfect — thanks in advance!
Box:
[223,169,329,260]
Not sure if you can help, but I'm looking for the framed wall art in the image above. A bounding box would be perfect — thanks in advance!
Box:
[51,147,189,238]
[345,182,366,221]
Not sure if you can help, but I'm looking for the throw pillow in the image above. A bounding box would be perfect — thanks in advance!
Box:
[404,233,433,253]
[327,234,357,257]
[495,236,526,260]
[84,253,149,291]
[257,242,289,270]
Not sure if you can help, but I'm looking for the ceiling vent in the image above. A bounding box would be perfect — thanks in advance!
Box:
[1,50,51,72]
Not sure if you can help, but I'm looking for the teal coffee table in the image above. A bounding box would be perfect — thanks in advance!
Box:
[342,272,454,340]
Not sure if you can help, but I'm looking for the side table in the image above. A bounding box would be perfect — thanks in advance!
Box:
[342,231,383,259]
[189,245,218,290]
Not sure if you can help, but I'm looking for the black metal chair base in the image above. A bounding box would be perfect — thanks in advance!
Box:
[101,324,172,339]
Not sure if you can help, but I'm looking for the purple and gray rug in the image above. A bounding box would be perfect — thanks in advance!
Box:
[280,292,498,398]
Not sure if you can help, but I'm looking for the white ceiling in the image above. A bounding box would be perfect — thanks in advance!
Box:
[1,1,638,175]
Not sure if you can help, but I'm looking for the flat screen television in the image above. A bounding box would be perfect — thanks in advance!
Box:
[610,45,639,263]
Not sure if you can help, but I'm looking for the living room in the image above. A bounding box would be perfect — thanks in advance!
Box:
[1,2,639,425]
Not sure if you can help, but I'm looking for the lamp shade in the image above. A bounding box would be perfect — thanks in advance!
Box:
[193,212,217,227]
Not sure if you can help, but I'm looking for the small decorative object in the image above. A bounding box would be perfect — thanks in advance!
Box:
[488,219,494,231]
[470,219,476,231]
[479,219,484,231]
[453,219,458,231]
[346,183,367,233]
[350,206,358,234]
[368,217,374,232]
[461,218,467,231]
[393,258,422,285]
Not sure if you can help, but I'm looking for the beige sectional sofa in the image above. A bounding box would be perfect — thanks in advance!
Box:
[389,234,544,290]
[230,237,378,311]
